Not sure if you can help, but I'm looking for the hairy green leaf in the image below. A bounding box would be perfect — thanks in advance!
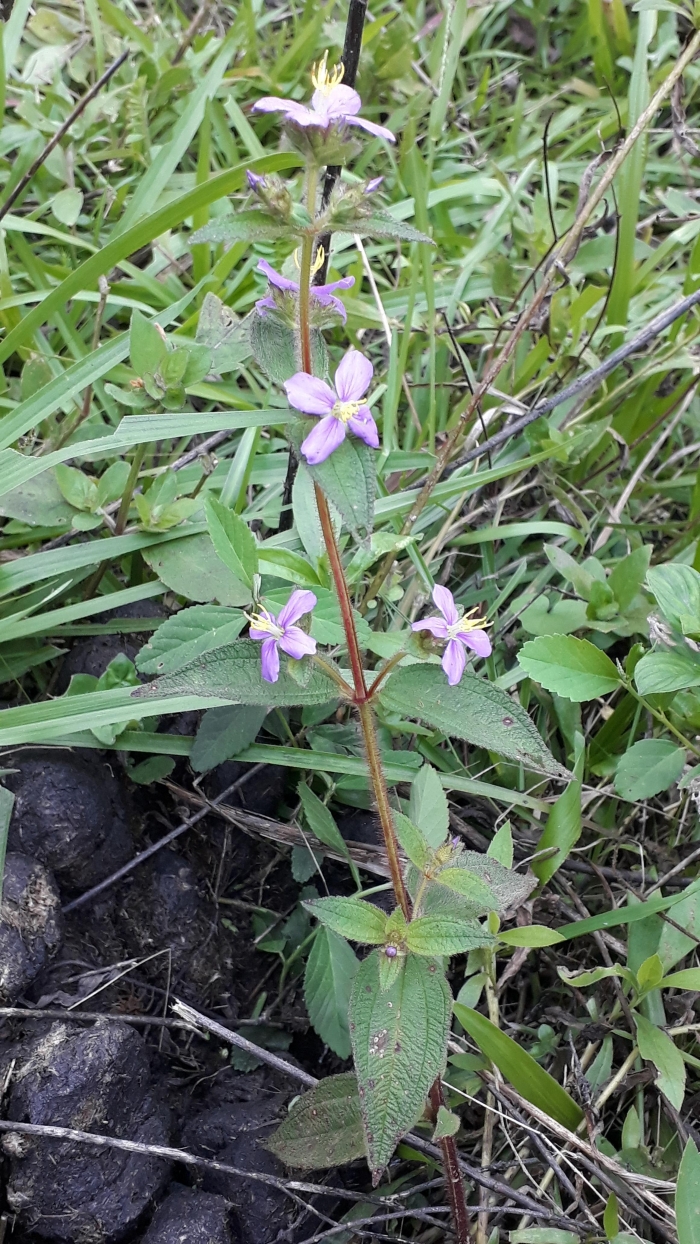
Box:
[393,810,432,870]
[405,914,495,956]
[133,639,339,707]
[288,420,375,542]
[136,605,246,676]
[304,897,387,944]
[381,666,569,779]
[250,315,327,385]
[434,868,500,910]
[265,1073,365,1170]
[408,763,449,848]
[190,211,296,245]
[350,950,451,1183]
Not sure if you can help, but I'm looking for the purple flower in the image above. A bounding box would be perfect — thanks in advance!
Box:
[248,589,317,684]
[252,53,395,143]
[284,349,379,465]
[256,258,354,323]
[247,170,265,190]
[365,177,384,194]
[412,586,492,686]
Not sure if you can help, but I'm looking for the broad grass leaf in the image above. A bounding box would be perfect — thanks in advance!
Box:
[408,763,449,848]
[133,639,339,707]
[136,605,246,676]
[453,1005,584,1130]
[0,786,15,905]
[634,650,700,694]
[190,704,268,772]
[614,739,686,801]
[298,783,357,882]
[304,897,387,944]
[635,1013,685,1109]
[661,969,700,989]
[142,532,252,606]
[676,1139,700,1244]
[518,635,620,701]
[288,421,376,542]
[510,1233,579,1244]
[350,950,451,1183]
[304,931,359,1060]
[405,914,495,956]
[498,926,565,947]
[532,732,584,885]
[647,564,700,635]
[380,666,569,779]
[265,1073,365,1169]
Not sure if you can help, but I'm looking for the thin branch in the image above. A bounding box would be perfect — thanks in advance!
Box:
[0,52,128,224]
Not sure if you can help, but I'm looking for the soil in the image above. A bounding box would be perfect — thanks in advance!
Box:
[0,740,305,1244]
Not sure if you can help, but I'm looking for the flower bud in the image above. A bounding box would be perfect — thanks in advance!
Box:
[245,171,294,221]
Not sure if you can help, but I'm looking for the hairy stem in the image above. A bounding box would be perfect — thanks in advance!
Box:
[429,1081,472,1244]
[357,698,411,919]
[478,950,500,1244]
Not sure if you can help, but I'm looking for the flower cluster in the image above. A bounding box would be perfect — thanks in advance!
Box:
[241,58,491,690]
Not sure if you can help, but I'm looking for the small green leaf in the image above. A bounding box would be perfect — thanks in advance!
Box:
[676,1139,700,1244]
[634,649,700,694]
[487,821,513,868]
[647,563,700,635]
[609,546,651,612]
[96,461,131,508]
[304,897,387,944]
[559,964,636,988]
[435,868,499,910]
[258,545,320,586]
[453,1005,584,1130]
[498,926,564,947]
[265,1073,365,1170]
[405,915,495,956]
[614,739,686,801]
[532,732,584,885]
[190,704,268,772]
[518,635,621,701]
[350,950,451,1183]
[381,666,569,779]
[54,463,98,513]
[52,187,83,227]
[298,782,356,878]
[304,929,359,1059]
[636,953,664,992]
[408,763,449,848]
[205,496,258,588]
[433,1105,460,1139]
[130,308,167,376]
[635,1013,685,1110]
[196,294,251,374]
[128,755,175,785]
[603,1195,620,1243]
[393,810,432,870]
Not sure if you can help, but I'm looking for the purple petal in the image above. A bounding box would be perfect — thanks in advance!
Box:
[461,629,492,659]
[258,258,298,292]
[411,617,450,639]
[313,84,362,120]
[278,588,318,628]
[442,638,466,686]
[365,177,384,194]
[335,349,373,402]
[284,373,336,416]
[280,626,317,660]
[432,585,458,626]
[253,98,314,125]
[315,275,355,295]
[247,170,265,190]
[347,407,379,449]
[255,296,276,315]
[260,637,280,683]
[345,116,396,142]
[301,414,346,464]
[314,291,348,322]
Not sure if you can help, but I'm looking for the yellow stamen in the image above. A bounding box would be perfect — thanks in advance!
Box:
[294,245,326,275]
[332,399,363,424]
[245,609,282,638]
[311,50,344,93]
[447,607,490,640]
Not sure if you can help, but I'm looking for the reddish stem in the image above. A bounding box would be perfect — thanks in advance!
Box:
[430,1081,471,1244]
